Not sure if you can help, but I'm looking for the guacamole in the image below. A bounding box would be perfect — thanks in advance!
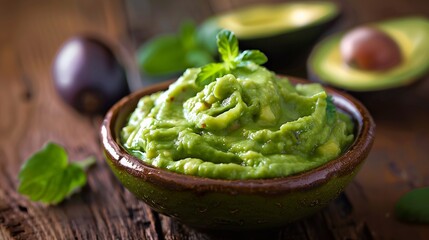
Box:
[121,65,354,179]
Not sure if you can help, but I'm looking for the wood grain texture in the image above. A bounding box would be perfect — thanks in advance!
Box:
[0,0,161,239]
[1,0,429,239]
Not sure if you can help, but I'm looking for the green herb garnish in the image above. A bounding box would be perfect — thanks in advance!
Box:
[18,142,96,205]
[217,30,239,67]
[394,187,429,224]
[326,95,337,124]
[195,29,267,87]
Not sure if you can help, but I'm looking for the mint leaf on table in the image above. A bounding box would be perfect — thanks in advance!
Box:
[186,49,214,68]
[138,35,190,76]
[18,142,96,205]
[394,187,429,224]
[137,21,214,77]
[195,29,268,87]
[180,20,198,50]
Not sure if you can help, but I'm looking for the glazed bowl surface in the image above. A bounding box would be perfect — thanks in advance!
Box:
[101,76,375,230]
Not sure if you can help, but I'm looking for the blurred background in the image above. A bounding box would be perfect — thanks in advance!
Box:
[2,0,428,89]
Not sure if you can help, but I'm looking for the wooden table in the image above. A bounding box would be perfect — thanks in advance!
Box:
[1,0,429,239]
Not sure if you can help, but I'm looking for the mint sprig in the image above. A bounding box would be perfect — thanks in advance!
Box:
[195,29,268,87]
[18,142,96,205]
[196,63,228,87]
[236,50,268,66]
[217,30,239,67]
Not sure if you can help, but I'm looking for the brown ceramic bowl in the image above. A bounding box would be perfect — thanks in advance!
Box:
[101,76,375,230]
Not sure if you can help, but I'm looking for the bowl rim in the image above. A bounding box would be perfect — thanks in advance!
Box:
[101,76,375,195]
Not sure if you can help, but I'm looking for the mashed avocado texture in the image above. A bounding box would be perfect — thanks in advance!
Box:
[121,65,354,179]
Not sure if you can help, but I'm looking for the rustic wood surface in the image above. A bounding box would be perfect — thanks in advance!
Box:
[1,0,429,239]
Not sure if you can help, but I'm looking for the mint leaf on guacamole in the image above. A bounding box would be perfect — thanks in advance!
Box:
[235,50,268,66]
[196,63,228,87]
[18,142,95,205]
[195,29,268,87]
[217,29,239,67]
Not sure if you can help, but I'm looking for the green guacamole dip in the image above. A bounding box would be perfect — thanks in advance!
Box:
[121,65,354,179]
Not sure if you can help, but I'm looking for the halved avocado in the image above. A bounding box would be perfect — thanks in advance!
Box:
[199,2,340,60]
[308,17,429,91]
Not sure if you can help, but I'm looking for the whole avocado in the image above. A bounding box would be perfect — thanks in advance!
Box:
[53,36,129,114]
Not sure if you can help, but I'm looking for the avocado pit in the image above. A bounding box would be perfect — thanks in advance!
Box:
[340,26,403,71]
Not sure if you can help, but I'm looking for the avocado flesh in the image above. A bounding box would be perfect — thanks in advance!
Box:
[215,2,338,39]
[308,17,429,91]
[199,2,339,69]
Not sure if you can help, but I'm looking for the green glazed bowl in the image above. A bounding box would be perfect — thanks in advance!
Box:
[101,77,375,230]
